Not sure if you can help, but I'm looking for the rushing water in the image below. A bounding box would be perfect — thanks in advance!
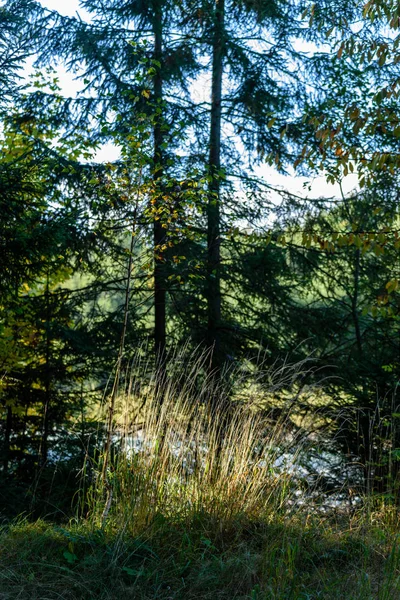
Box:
[112,429,363,512]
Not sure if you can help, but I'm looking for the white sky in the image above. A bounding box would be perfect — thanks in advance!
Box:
[32,0,359,200]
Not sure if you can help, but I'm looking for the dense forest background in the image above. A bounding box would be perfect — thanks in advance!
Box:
[1,0,400,515]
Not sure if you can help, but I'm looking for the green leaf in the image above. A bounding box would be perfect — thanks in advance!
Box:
[122,566,145,577]
[63,551,78,564]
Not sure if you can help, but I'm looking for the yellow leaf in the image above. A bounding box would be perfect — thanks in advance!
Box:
[386,279,399,294]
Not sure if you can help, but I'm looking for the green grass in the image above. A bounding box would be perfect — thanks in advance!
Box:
[1,511,400,599]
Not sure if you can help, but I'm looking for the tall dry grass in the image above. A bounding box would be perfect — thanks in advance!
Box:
[86,347,315,535]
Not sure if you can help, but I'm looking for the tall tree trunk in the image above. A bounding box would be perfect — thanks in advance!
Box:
[207,0,224,373]
[153,0,167,373]
[207,0,227,473]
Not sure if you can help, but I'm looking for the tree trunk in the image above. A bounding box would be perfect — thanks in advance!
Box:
[41,271,51,466]
[3,405,12,473]
[352,248,372,493]
[352,248,363,356]
[207,0,224,373]
[153,0,167,371]
[101,188,141,486]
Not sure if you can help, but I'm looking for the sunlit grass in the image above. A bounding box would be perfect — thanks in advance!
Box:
[2,349,400,598]
[86,347,310,533]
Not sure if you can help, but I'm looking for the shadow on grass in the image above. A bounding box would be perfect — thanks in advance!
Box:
[0,513,399,600]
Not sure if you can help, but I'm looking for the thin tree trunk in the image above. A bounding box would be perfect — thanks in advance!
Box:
[352,248,371,493]
[3,405,12,473]
[153,0,167,372]
[4,281,19,473]
[102,175,141,484]
[41,271,51,466]
[207,0,224,373]
[352,248,363,356]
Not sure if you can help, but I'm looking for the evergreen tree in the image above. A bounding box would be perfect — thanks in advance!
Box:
[278,177,400,493]
[8,0,205,367]
[0,113,90,470]
[0,0,37,107]
[175,0,341,368]
[0,74,149,471]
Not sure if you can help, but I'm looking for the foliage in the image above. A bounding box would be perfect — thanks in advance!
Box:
[2,0,400,525]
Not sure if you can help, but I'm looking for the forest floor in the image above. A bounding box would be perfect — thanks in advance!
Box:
[1,508,400,599]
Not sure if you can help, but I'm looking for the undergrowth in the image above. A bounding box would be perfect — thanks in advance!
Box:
[1,511,400,599]
[1,350,400,598]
